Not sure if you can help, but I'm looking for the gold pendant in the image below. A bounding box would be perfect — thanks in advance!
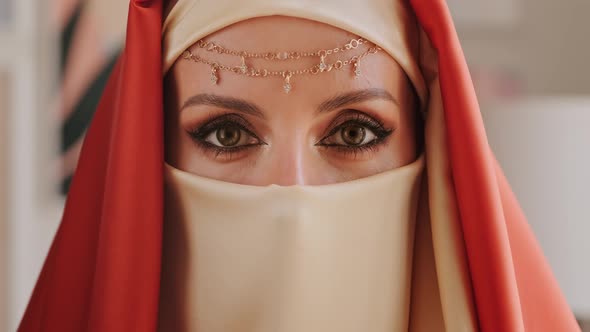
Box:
[283,72,292,94]
[353,59,361,78]
[210,65,219,84]
[319,54,327,72]
[239,56,248,74]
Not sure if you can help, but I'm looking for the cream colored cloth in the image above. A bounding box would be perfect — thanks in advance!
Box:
[161,0,427,106]
[159,157,424,332]
[160,1,478,330]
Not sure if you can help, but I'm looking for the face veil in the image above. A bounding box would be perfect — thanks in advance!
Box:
[159,158,425,331]
[18,1,579,332]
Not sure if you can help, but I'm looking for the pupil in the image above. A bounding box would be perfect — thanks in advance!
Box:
[217,126,241,146]
[342,125,365,145]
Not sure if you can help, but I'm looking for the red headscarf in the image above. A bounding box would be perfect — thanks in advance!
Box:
[18,0,580,331]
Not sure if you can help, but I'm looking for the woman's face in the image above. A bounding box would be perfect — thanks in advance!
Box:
[165,16,418,185]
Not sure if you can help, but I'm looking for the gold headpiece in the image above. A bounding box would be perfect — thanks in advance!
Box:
[182,37,381,94]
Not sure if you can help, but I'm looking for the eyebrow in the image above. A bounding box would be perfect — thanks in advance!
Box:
[181,93,265,119]
[317,88,398,114]
[180,88,397,118]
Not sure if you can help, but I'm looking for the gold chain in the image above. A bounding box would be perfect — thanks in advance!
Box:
[182,37,381,94]
[195,37,368,60]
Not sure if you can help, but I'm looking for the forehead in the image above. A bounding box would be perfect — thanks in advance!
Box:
[167,16,411,110]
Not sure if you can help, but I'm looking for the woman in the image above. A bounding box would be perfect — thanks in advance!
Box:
[19,0,579,331]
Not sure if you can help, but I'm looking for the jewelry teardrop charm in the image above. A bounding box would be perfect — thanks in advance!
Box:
[210,65,219,84]
[353,59,361,78]
[319,54,327,72]
[283,72,292,94]
[239,56,248,74]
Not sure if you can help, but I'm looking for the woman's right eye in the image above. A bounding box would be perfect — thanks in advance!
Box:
[187,114,265,155]
[203,124,259,147]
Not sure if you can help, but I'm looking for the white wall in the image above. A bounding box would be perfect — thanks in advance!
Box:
[0,0,62,330]
[452,0,590,318]
[482,97,590,317]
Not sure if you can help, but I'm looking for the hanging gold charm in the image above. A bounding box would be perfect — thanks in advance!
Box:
[239,55,248,74]
[353,58,361,78]
[319,52,328,72]
[283,71,292,94]
[185,37,379,93]
[210,65,219,84]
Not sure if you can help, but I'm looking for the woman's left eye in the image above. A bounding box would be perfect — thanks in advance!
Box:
[318,115,393,149]
[321,123,378,146]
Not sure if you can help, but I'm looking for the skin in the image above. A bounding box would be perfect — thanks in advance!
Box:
[165,16,419,186]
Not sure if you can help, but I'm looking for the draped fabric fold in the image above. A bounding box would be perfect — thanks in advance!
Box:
[18,0,579,331]
[411,1,578,330]
[19,1,164,331]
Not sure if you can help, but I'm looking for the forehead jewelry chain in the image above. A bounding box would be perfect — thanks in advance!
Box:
[182,37,381,94]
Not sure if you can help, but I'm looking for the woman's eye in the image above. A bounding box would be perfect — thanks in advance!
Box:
[204,124,259,147]
[323,124,378,146]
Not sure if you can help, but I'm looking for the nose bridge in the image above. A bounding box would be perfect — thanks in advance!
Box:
[269,131,309,186]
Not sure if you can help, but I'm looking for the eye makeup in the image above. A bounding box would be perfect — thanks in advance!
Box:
[186,109,394,161]
[186,113,266,160]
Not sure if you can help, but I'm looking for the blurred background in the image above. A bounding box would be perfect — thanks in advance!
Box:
[0,0,589,331]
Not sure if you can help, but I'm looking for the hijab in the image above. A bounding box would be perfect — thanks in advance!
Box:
[19,0,579,331]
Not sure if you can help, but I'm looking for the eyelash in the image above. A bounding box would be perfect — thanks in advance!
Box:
[187,114,265,158]
[316,112,392,149]
[187,111,393,160]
